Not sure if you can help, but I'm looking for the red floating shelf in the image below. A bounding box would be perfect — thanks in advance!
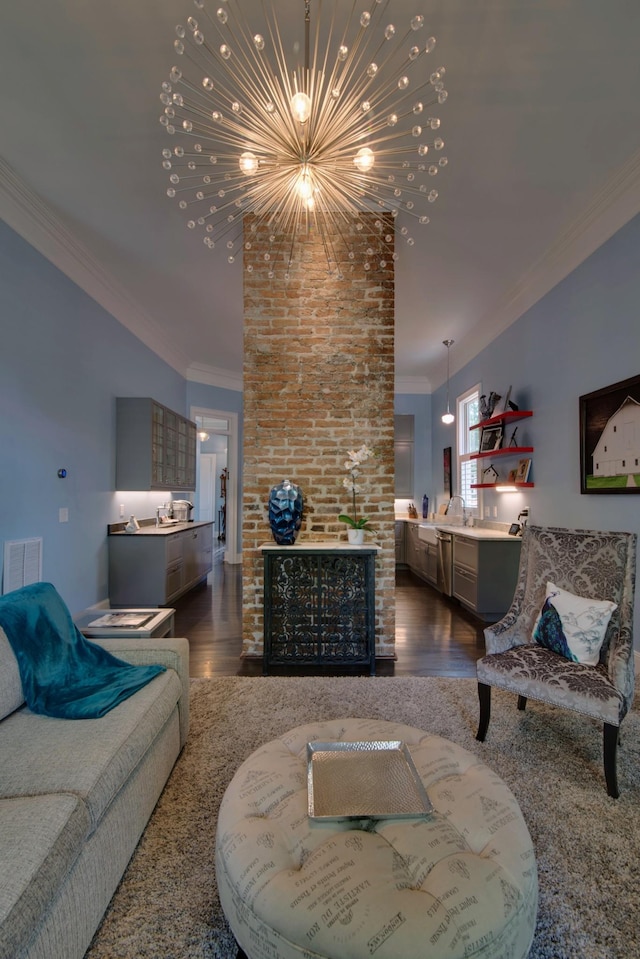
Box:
[470,410,533,430]
[471,446,534,461]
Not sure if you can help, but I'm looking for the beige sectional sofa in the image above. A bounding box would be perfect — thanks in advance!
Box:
[0,629,189,959]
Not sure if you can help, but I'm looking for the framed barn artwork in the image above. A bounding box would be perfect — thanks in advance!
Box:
[580,373,640,493]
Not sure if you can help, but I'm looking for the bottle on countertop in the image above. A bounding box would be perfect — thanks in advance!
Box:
[422,495,429,519]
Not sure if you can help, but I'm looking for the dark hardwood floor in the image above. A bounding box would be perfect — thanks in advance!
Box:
[174,549,487,679]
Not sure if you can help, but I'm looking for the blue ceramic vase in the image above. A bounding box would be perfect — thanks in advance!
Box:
[268,479,304,545]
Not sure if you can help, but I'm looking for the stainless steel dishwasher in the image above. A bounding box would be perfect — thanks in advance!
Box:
[436,529,453,596]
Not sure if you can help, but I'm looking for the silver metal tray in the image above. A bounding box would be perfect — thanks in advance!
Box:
[307,740,433,821]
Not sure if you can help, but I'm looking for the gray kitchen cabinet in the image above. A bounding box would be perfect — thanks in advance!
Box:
[405,522,422,574]
[109,522,213,606]
[404,522,437,586]
[452,533,521,621]
[394,415,414,497]
[116,397,197,491]
[395,521,405,565]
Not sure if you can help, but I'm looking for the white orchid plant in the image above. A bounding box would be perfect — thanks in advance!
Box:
[338,444,376,531]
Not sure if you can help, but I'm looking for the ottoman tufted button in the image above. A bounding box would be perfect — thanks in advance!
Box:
[216,719,537,959]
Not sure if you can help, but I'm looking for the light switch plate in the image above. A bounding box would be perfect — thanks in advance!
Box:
[59,507,69,523]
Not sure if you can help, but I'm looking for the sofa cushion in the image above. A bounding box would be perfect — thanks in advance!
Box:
[0,794,90,959]
[0,668,181,832]
[0,627,24,721]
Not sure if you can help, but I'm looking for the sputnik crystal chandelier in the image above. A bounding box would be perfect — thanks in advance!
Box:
[159,0,449,278]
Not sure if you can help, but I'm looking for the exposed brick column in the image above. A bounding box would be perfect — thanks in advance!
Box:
[242,214,396,660]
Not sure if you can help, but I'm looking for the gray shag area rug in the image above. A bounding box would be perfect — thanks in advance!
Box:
[86,676,640,959]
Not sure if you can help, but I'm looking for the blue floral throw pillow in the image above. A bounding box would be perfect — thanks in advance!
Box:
[532,582,617,666]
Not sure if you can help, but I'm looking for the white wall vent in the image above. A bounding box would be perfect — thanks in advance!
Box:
[3,538,43,595]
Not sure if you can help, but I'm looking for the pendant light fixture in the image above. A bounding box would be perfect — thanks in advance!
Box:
[158,0,450,279]
[441,338,455,425]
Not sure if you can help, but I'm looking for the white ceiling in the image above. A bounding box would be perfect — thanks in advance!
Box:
[1,0,639,392]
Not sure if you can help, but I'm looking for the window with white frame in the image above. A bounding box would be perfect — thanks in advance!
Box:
[457,385,480,510]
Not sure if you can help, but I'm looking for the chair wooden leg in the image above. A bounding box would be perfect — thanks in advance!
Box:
[476,682,491,741]
[517,695,527,711]
[603,723,620,798]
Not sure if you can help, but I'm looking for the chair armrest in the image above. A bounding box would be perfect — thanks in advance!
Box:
[484,605,531,654]
[91,637,190,747]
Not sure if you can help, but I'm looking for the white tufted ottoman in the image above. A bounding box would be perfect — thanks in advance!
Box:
[215,719,538,959]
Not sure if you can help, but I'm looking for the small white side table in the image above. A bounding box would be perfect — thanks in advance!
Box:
[74,607,175,639]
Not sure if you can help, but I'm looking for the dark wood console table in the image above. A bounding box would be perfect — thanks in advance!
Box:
[262,544,378,675]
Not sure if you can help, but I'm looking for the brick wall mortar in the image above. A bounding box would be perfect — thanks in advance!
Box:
[242,214,396,660]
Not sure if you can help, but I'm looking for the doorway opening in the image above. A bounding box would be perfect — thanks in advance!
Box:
[191,407,240,564]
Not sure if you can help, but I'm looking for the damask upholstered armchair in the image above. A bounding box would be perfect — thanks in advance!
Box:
[476,525,636,797]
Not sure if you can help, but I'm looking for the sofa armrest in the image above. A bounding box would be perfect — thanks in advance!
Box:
[91,637,189,747]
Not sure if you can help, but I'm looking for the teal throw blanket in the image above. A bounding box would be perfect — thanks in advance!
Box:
[0,582,166,719]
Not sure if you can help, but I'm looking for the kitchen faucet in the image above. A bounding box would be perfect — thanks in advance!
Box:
[447,495,468,526]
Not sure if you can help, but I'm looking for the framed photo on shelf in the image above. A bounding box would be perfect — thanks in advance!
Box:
[479,424,503,453]
[507,468,518,483]
[579,373,640,494]
[443,446,452,498]
[515,458,531,483]
[502,385,512,413]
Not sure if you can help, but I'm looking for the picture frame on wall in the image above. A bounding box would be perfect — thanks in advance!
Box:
[580,373,640,494]
[443,446,452,498]
[479,424,503,453]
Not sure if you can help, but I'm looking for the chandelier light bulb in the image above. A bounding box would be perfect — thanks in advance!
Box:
[353,147,375,173]
[290,91,312,124]
[442,411,455,425]
[239,151,259,175]
[158,0,450,278]
[296,169,313,201]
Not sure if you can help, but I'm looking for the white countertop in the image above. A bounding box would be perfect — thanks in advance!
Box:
[109,520,213,536]
[403,519,520,542]
[434,526,519,542]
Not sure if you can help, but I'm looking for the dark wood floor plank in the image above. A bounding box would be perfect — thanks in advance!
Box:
[174,556,487,678]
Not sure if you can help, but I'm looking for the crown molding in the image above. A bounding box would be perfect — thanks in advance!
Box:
[0,157,191,377]
[187,363,243,392]
[395,375,431,395]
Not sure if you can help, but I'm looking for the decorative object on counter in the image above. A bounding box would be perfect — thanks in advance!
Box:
[172,499,194,522]
[443,446,452,497]
[268,479,304,545]
[422,495,429,519]
[407,503,419,519]
[124,515,140,533]
[339,444,377,537]
[441,340,455,425]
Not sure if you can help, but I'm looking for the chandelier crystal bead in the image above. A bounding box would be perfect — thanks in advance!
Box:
[158,0,450,278]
